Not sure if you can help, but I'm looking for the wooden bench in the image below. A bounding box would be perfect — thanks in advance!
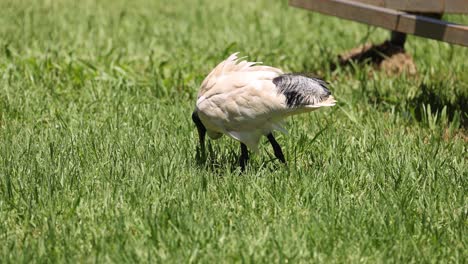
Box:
[289,0,468,47]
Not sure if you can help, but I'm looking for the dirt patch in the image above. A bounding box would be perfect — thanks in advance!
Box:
[337,41,417,75]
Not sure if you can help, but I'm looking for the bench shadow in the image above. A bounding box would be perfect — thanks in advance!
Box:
[409,82,467,128]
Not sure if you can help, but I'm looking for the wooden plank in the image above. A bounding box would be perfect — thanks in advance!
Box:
[447,0,468,13]
[289,0,468,46]
[353,0,468,13]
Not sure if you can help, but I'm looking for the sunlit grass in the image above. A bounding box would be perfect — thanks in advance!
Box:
[0,0,466,262]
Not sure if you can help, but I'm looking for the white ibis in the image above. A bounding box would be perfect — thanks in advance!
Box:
[192,53,336,170]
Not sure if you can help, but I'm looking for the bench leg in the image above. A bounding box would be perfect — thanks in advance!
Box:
[390,31,407,48]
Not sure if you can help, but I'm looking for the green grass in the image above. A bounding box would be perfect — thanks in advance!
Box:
[0,0,467,262]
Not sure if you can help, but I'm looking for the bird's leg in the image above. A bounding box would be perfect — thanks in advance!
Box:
[239,143,249,171]
[267,133,286,164]
[192,111,206,161]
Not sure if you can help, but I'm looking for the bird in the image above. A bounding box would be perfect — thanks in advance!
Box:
[192,52,336,171]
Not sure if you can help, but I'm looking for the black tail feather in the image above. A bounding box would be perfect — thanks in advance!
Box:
[273,73,332,108]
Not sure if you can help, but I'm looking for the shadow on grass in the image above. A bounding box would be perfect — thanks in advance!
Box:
[332,41,405,70]
[357,77,466,129]
[194,141,287,175]
[194,142,241,175]
[409,82,467,128]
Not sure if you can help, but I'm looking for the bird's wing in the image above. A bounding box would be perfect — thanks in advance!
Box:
[198,52,283,98]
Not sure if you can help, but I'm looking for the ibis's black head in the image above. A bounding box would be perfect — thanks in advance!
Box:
[192,111,206,160]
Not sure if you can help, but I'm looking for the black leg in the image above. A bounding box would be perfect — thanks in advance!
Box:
[192,111,206,161]
[239,143,249,171]
[267,133,286,164]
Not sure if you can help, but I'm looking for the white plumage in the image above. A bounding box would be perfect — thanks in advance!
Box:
[192,52,336,170]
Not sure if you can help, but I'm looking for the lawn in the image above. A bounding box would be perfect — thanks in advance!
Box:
[0,0,466,262]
